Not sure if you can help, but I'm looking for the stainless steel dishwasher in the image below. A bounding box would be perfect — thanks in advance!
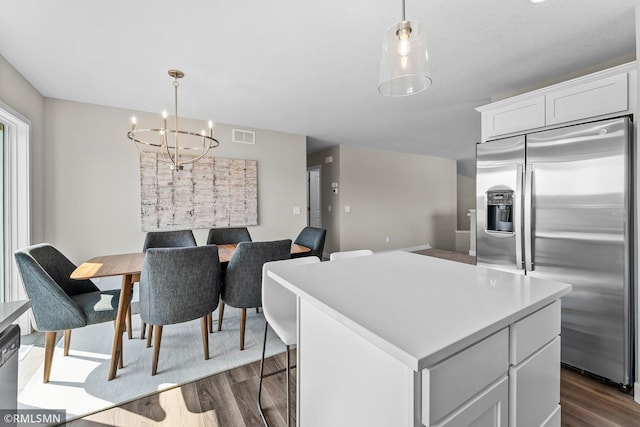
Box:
[0,325,19,412]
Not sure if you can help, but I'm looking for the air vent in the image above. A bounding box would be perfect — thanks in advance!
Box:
[232,129,255,144]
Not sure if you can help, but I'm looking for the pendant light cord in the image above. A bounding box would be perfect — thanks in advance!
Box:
[401,0,406,21]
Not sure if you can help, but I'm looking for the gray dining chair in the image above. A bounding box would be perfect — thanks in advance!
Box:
[140,229,198,344]
[291,226,326,259]
[139,245,221,375]
[219,239,292,350]
[206,227,253,331]
[206,227,252,245]
[14,243,122,383]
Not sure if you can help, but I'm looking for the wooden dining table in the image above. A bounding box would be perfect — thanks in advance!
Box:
[70,242,311,380]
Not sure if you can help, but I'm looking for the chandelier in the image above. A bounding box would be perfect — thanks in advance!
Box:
[378,0,431,96]
[127,70,219,170]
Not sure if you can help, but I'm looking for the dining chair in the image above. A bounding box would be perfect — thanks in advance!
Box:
[258,256,321,427]
[14,243,122,383]
[206,227,252,245]
[139,245,221,375]
[206,227,253,331]
[329,249,374,261]
[140,229,198,344]
[219,239,292,350]
[290,226,326,259]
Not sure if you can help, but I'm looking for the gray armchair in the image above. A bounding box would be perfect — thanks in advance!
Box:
[206,227,252,245]
[142,230,197,251]
[219,240,291,350]
[291,226,326,259]
[140,229,198,343]
[14,243,121,383]
[139,245,221,375]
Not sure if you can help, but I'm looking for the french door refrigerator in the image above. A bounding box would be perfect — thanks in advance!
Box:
[476,116,633,386]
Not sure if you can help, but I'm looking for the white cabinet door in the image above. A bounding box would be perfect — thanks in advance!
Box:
[434,376,508,427]
[545,73,628,125]
[482,96,545,140]
[509,337,561,427]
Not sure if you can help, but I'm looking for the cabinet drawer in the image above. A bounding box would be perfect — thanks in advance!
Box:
[546,73,628,125]
[434,376,508,427]
[510,300,560,365]
[422,329,509,425]
[509,336,561,427]
[482,96,545,139]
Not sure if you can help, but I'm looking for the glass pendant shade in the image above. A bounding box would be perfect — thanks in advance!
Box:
[378,20,431,96]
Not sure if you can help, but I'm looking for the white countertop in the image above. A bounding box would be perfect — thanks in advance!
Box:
[0,299,31,332]
[268,251,571,371]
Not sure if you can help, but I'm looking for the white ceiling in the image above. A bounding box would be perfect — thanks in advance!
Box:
[0,0,636,172]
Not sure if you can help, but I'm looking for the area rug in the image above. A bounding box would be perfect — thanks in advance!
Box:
[18,307,284,422]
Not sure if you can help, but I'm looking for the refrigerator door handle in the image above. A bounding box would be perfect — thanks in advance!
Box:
[524,164,534,271]
[515,164,524,269]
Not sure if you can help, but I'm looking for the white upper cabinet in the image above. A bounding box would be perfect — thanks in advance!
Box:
[477,62,636,141]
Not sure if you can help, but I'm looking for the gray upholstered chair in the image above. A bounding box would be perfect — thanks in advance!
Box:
[14,243,121,383]
[206,227,253,332]
[291,226,326,259]
[139,245,221,375]
[142,229,197,251]
[140,229,198,343]
[219,239,292,350]
[206,227,252,245]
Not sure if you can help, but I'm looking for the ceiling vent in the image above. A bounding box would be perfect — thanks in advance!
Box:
[232,129,255,144]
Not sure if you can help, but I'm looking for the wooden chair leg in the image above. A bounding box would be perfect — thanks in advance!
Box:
[240,308,247,350]
[217,301,225,332]
[207,313,213,334]
[201,316,210,360]
[63,330,71,356]
[43,331,57,383]
[151,325,163,376]
[126,306,133,340]
[146,324,153,348]
[141,322,147,339]
[256,307,260,314]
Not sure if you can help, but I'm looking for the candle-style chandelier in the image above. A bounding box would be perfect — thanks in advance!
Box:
[127,69,219,170]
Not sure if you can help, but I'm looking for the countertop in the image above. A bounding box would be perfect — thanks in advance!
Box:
[268,251,572,371]
[0,299,31,332]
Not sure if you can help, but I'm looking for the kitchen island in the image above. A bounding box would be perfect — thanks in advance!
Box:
[267,251,571,427]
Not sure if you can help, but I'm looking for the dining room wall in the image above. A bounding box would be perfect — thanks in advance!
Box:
[42,99,308,265]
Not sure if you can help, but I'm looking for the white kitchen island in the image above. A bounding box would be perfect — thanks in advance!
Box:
[267,251,572,427]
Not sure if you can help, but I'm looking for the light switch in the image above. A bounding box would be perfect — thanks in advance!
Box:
[293,206,301,215]
[344,205,351,212]
[328,205,332,212]
[325,156,333,163]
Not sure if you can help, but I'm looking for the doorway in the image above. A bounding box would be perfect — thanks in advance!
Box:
[307,166,321,228]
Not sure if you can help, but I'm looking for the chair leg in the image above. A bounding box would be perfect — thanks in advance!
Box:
[43,331,57,383]
[141,322,146,339]
[208,313,213,334]
[240,308,247,350]
[126,306,133,340]
[286,345,291,427]
[151,325,163,376]
[63,330,71,356]
[217,301,225,331]
[146,324,153,348]
[257,321,270,426]
[201,316,210,360]
[256,307,260,314]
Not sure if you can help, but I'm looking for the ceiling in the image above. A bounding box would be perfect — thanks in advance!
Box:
[0,0,636,173]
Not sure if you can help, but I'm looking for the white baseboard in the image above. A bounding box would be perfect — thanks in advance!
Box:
[634,382,640,403]
[469,250,476,256]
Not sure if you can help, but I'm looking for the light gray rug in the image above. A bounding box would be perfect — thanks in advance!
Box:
[18,307,284,421]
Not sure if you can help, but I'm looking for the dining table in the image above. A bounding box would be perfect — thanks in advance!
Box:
[70,242,311,380]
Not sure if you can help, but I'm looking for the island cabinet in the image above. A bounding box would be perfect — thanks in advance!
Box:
[476,62,636,142]
[268,251,571,427]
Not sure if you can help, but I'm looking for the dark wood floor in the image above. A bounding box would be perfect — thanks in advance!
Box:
[68,250,640,426]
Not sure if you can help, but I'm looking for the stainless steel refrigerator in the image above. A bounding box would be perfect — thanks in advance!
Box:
[476,116,634,386]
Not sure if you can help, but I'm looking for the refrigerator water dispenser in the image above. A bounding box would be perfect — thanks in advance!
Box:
[486,190,513,232]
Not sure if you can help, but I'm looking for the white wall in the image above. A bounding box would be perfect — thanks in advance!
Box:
[308,146,341,254]
[338,145,457,252]
[43,99,308,265]
[457,174,475,231]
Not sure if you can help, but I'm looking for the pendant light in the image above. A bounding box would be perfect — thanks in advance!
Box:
[378,0,431,96]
